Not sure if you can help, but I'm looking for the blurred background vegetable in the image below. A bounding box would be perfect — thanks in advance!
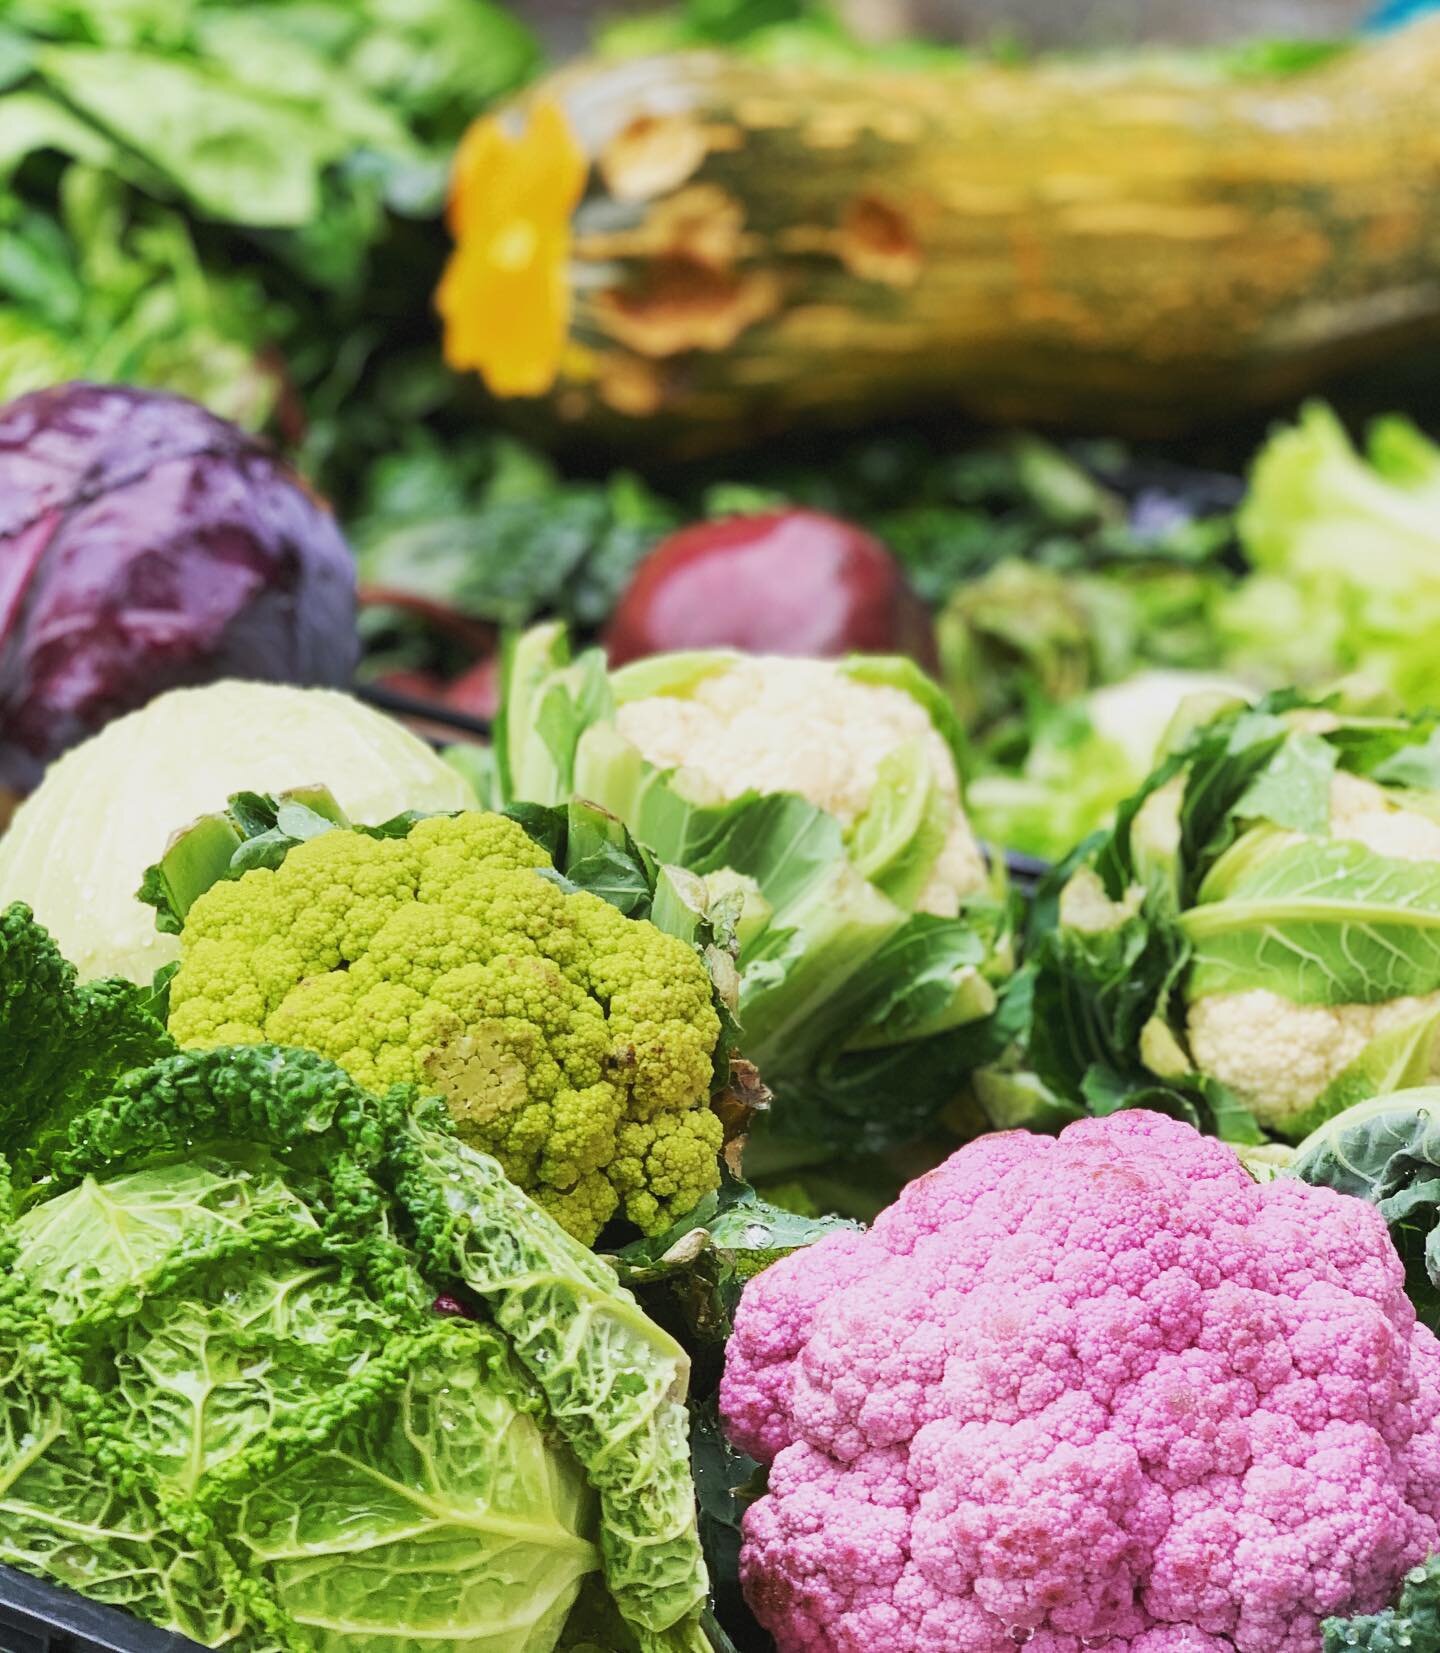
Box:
[0,0,537,491]
[603,509,937,666]
[441,26,1440,454]
[0,382,359,794]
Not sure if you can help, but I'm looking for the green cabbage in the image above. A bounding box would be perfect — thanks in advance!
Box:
[0,1008,710,1650]
[0,681,478,986]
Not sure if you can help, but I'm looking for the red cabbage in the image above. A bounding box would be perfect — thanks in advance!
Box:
[0,383,358,792]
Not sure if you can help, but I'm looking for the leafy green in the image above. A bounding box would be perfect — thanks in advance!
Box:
[0,168,280,422]
[137,785,354,935]
[609,1173,853,1650]
[1226,402,1440,708]
[356,437,682,635]
[0,902,173,1175]
[0,0,536,485]
[1292,1089,1440,1332]
[1,1039,710,1652]
[137,785,660,932]
[687,1405,764,1652]
[1029,697,1440,1141]
[1323,1553,1440,1651]
[595,0,970,67]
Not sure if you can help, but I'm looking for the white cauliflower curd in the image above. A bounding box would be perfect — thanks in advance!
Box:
[1188,771,1440,1130]
[614,657,987,916]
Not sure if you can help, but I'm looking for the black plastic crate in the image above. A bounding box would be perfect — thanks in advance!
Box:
[0,1565,202,1653]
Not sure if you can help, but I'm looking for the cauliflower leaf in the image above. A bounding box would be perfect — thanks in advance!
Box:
[1293,1086,1440,1333]
[1031,696,1440,1140]
[1324,1553,1440,1652]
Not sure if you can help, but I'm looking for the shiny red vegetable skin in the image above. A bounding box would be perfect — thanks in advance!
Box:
[603,509,938,667]
[0,382,358,792]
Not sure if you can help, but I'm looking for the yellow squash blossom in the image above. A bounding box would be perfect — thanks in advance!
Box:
[437,100,588,398]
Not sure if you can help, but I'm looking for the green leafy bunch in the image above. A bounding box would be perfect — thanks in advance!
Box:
[1029,694,1440,1144]
[0,0,536,457]
[0,978,714,1652]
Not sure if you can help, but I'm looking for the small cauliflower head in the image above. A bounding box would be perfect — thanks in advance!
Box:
[1186,771,1440,1133]
[613,658,986,917]
[720,1111,1440,1653]
[167,812,723,1243]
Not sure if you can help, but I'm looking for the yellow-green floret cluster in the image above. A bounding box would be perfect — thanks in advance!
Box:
[167,811,724,1242]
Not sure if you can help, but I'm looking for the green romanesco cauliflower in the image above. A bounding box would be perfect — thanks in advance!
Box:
[167,810,724,1242]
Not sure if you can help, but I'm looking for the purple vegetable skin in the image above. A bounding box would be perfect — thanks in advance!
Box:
[0,383,358,792]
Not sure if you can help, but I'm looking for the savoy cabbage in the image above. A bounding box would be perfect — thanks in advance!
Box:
[0,1024,710,1652]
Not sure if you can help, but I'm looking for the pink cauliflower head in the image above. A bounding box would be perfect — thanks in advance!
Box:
[720,1111,1440,1653]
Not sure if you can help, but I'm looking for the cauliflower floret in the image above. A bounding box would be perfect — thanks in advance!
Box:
[1188,989,1440,1127]
[1058,866,1144,935]
[615,658,986,916]
[1185,773,1440,1129]
[167,812,723,1243]
[1329,770,1440,861]
[720,1111,1440,1653]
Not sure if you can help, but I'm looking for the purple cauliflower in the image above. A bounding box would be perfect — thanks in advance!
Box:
[0,382,358,792]
[720,1111,1440,1653]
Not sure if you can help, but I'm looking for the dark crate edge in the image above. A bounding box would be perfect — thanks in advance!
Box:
[0,1564,203,1653]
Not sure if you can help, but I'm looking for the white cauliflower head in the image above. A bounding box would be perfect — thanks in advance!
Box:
[1187,772,1440,1130]
[613,657,986,916]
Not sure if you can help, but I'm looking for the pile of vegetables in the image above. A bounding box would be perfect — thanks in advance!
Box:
[355,399,1440,862]
[0,382,361,795]
[14,361,1440,871]
[6,636,1440,1652]
[11,6,1440,1649]
[0,0,535,512]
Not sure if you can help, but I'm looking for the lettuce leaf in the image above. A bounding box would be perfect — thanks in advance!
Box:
[1230,403,1440,708]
